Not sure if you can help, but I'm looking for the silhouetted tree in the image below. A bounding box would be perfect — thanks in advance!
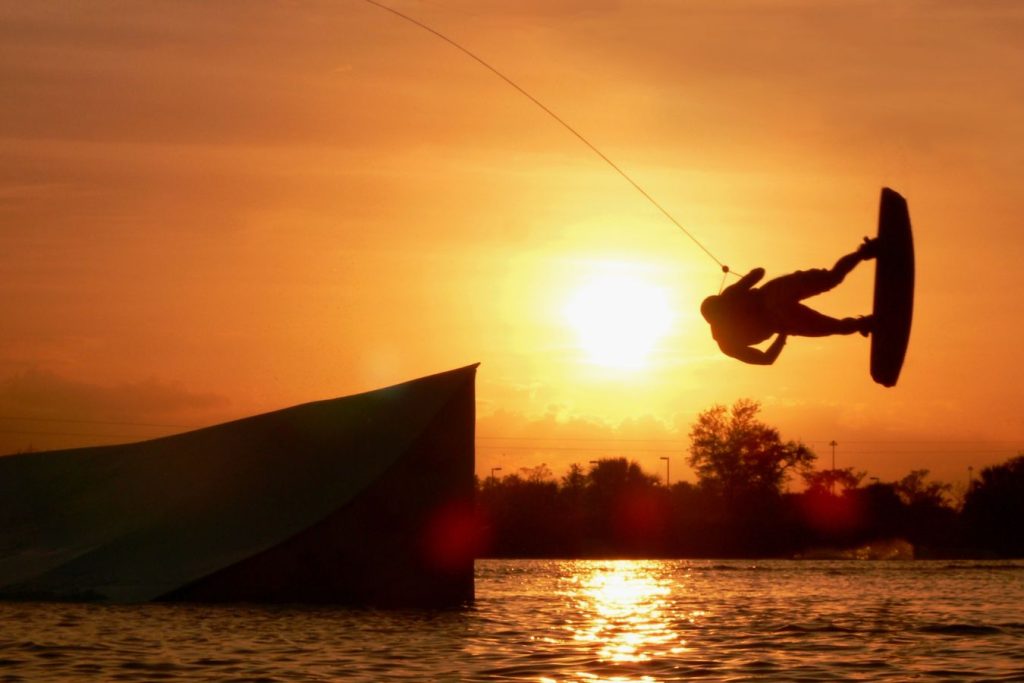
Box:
[478,467,563,556]
[584,458,664,555]
[520,463,554,484]
[797,468,868,544]
[558,463,589,554]
[889,469,956,554]
[666,480,730,556]
[802,467,865,496]
[587,458,659,493]
[962,454,1024,557]
[561,463,588,494]
[688,399,815,499]
[895,469,951,507]
[685,400,815,555]
[475,410,1009,559]
[856,481,907,541]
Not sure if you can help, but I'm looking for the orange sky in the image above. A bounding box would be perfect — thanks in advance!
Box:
[1,1,1021,487]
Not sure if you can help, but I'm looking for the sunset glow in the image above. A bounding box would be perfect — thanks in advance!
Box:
[570,561,681,664]
[1,4,1022,680]
[564,267,674,370]
[0,1,1021,487]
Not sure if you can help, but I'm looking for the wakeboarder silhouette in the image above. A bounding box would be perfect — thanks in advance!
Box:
[700,238,877,365]
[362,1,916,385]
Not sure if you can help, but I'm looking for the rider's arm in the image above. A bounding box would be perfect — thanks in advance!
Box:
[722,267,765,295]
[720,334,787,366]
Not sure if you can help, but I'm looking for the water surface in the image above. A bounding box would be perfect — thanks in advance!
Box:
[1,560,1022,681]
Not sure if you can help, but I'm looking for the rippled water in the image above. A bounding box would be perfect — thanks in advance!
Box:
[1,560,1022,681]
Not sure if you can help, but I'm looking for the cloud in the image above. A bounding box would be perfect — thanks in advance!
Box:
[0,368,227,419]
[476,406,687,480]
[0,369,229,455]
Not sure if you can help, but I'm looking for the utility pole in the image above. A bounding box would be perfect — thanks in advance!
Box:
[660,456,670,486]
[829,440,838,495]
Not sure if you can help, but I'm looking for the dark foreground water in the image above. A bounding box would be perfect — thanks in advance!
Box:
[1,560,1022,681]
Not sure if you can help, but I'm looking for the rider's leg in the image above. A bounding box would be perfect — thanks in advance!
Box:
[829,237,877,285]
[761,239,877,304]
[778,304,873,337]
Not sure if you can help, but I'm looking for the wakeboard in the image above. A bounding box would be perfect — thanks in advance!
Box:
[870,187,915,387]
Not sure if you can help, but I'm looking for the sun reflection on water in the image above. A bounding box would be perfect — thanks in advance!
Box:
[563,560,689,677]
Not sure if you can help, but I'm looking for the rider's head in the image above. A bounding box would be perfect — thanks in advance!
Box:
[700,295,721,323]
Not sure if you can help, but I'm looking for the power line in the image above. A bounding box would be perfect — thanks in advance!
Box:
[478,445,684,453]
[0,416,198,429]
[804,439,1022,445]
[0,429,142,440]
[3,432,1011,456]
[476,444,1018,456]
[2,418,1015,450]
[479,436,688,443]
[2,419,1016,457]
[479,435,1021,444]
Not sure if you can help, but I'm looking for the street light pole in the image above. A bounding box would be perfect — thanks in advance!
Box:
[490,466,502,481]
[829,440,838,495]
[660,456,670,486]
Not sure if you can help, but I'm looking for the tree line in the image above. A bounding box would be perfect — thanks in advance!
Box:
[476,400,1024,559]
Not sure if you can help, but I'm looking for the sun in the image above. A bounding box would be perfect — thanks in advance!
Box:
[563,267,674,370]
